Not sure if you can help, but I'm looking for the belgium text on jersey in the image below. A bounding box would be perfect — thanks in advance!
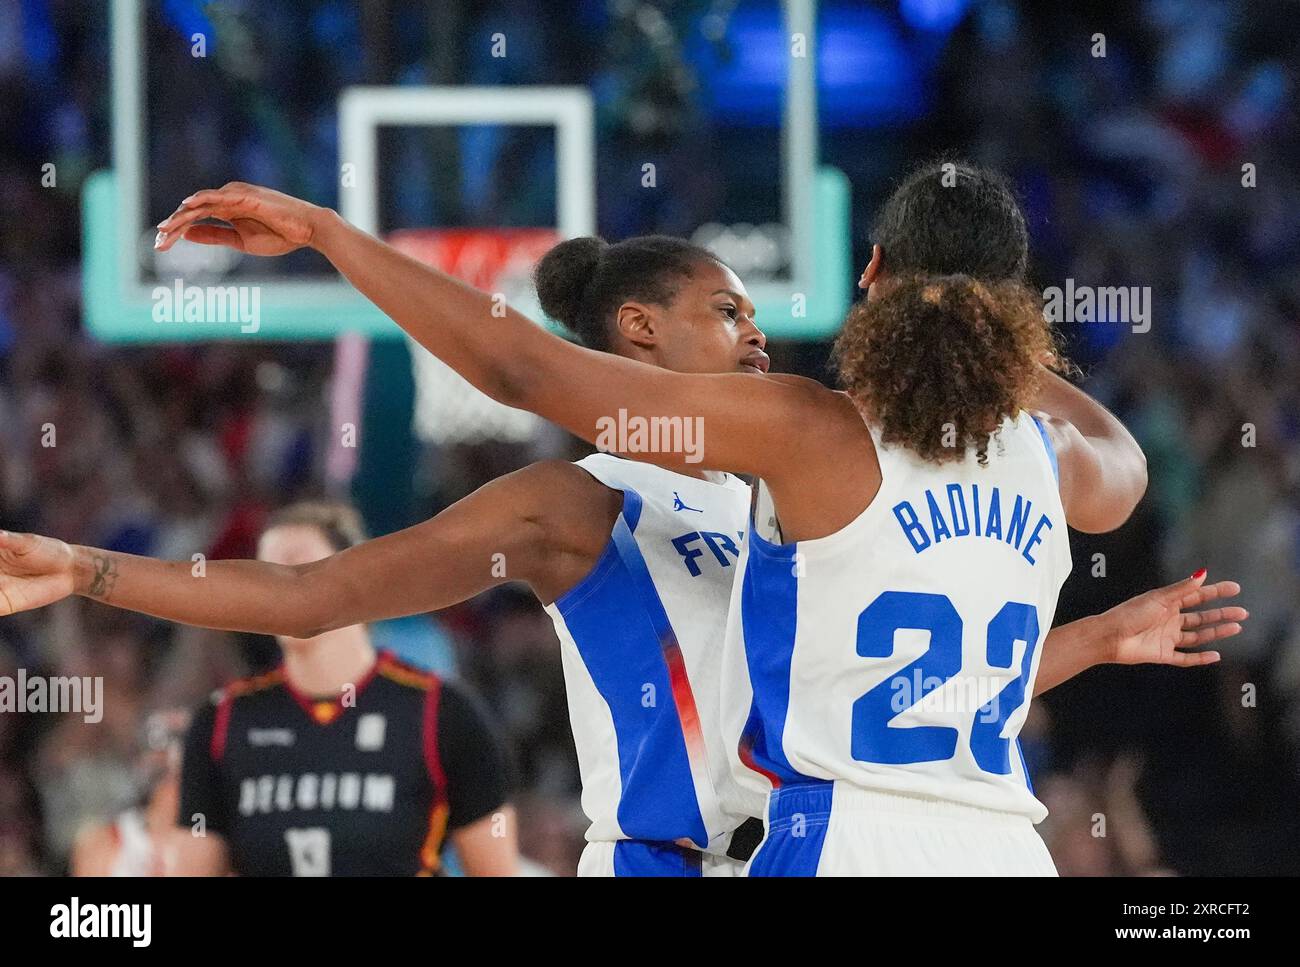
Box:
[50,898,151,948]
[0,669,102,723]
[594,408,705,464]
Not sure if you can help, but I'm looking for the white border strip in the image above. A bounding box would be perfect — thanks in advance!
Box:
[784,0,818,291]
[111,0,143,294]
[337,86,595,238]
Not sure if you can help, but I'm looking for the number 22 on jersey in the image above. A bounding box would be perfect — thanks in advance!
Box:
[851,590,1040,776]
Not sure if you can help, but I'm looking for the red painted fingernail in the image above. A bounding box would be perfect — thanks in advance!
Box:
[1192,568,1207,579]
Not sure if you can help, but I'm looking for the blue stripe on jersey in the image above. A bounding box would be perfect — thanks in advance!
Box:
[1030,414,1059,483]
[736,526,813,788]
[613,840,704,877]
[1016,738,1035,795]
[553,487,711,848]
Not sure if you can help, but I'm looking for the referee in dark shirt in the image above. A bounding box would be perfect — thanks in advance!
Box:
[173,502,515,876]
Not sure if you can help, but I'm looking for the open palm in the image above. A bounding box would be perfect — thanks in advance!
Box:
[1107,572,1246,667]
[0,531,78,616]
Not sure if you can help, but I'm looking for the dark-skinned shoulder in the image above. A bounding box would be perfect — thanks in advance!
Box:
[755,375,882,542]
[758,374,870,465]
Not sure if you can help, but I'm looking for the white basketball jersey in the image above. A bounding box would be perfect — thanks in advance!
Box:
[544,453,752,851]
[721,412,1071,823]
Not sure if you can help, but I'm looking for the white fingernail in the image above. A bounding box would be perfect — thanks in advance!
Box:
[154,231,166,249]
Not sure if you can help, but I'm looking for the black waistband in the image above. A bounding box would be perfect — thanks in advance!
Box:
[621,816,765,864]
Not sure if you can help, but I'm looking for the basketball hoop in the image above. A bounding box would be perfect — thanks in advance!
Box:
[388,228,560,445]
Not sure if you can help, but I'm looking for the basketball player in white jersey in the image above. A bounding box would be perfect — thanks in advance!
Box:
[141,169,1247,875]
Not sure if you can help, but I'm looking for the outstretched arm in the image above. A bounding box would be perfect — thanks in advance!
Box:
[0,462,604,636]
[154,185,844,481]
[1033,571,1246,696]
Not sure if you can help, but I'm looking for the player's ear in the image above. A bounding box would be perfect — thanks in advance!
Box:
[615,301,659,350]
[859,244,884,291]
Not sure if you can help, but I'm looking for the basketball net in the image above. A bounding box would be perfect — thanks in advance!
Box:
[388,228,561,445]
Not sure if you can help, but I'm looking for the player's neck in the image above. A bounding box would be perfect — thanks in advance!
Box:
[281,626,377,698]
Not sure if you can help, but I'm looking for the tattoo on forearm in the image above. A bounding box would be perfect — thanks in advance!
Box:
[87,554,118,599]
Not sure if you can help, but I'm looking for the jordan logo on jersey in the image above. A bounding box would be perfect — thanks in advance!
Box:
[672,492,703,513]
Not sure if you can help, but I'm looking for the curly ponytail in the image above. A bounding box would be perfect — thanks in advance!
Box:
[835,274,1058,465]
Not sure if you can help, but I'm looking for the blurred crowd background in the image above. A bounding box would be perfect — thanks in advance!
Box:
[0,0,1297,876]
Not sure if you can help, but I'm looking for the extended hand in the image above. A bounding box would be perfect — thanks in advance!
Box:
[0,531,79,615]
[1105,570,1246,667]
[154,182,326,257]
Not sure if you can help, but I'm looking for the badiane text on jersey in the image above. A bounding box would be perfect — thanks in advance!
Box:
[892,482,1055,566]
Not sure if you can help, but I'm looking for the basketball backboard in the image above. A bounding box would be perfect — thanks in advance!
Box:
[82,0,851,344]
